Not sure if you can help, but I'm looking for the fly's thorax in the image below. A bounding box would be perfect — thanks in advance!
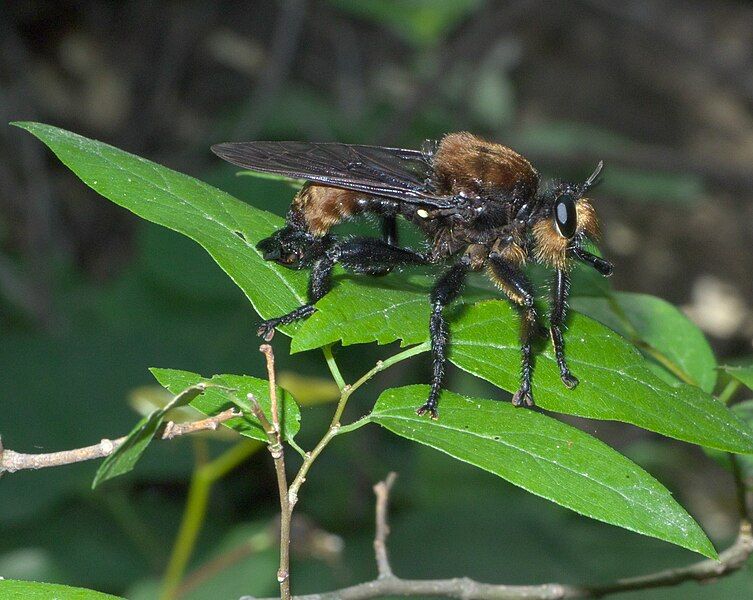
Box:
[432,132,539,198]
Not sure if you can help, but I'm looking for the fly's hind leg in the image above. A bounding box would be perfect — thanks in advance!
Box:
[257,242,337,341]
[416,258,470,419]
[382,215,398,246]
[550,269,578,389]
[487,253,538,407]
[338,237,428,275]
[257,237,429,340]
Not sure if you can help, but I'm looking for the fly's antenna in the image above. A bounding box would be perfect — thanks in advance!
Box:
[581,160,604,194]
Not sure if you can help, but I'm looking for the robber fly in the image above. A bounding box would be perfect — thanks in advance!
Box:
[212,132,613,418]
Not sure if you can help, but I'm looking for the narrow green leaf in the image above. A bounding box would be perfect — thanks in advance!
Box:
[13,122,307,323]
[572,292,717,392]
[449,301,753,454]
[370,386,716,558]
[150,368,300,442]
[92,383,207,488]
[720,364,753,392]
[0,580,124,599]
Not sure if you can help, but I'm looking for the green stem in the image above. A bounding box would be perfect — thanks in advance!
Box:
[287,437,308,459]
[159,439,261,600]
[323,344,346,391]
[718,379,742,406]
[289,341,430,500]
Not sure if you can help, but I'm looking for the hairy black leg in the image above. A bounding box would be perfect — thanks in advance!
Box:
[339,237,428,275]
[550,269,578,389]
[369,214,400,275]
[258,238,429,340]
[257,244,339,340]
[381,215,398,246]
[571,247,613,277]
[417,259,470,419]
[487,254,538,407]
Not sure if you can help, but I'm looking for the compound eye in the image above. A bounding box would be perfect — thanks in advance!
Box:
[554,193,577,239]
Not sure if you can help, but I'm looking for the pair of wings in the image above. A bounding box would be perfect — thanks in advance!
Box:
[212,140,460,209]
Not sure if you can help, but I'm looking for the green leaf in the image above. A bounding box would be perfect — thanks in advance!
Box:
[292,273,431,352]
[571,292,717,392]
[150,368,300,442]
[92,383,207,488]
[293,272,749,454]
[370,386,716,558]
[0,580,124,600]
[291,272,492,353]
[721,364,753,392]
[13,122,307,323]
[449,301,753,454]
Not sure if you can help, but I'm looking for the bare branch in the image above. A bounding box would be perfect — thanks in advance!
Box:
[254,344,292,600]
[162,408,240,439]
[243,520,752,600]
[0,408,240,475]
[260,344,281,436]
[373,472,398,579]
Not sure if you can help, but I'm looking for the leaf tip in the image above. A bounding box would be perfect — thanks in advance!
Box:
[9,120,36,132]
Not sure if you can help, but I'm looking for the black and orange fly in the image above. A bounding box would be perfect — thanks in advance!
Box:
[212,132,613,418]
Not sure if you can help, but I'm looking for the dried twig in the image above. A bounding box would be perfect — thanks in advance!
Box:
[0,408,240,475]
[253,344,292,600]
[260,344,281,435]
[162,409,240,439]
[373,472,397,579]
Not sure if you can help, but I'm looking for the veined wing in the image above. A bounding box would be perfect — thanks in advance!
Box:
[211,141,457,208]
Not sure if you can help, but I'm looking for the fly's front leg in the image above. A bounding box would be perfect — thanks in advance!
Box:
[550,269,578,389]
[417,259,470,419]
[487,254,538,407]
[257,243,340,341]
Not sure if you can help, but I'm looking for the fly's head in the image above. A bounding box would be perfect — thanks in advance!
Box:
[528,162,613,275]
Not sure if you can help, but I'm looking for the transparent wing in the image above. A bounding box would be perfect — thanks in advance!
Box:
[211,141,458,208]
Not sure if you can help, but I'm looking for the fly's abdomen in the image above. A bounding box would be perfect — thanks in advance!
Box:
[292,183,362,236]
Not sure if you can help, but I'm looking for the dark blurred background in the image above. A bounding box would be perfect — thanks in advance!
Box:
[1,1,753,599]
